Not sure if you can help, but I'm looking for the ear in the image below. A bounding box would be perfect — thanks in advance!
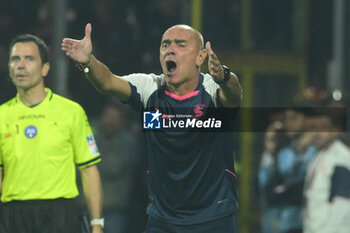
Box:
[41,62,50,77]
[196,49,207,67]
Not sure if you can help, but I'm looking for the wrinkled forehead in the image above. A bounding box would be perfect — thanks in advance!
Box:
[162,26,193,39]
[162,26,203,47]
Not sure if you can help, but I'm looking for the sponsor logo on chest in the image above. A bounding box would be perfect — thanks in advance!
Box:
[18,114,45,120]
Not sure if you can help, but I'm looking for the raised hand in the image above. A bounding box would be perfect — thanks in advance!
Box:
[206,41,224,83]
[61,23,93,64]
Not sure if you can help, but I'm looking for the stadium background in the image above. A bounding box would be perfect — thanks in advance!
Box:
[0,0,349,232]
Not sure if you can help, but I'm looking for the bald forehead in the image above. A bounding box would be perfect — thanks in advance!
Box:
[162,25,204,49]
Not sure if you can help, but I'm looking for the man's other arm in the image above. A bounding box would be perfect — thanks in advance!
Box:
[205,42,242,108]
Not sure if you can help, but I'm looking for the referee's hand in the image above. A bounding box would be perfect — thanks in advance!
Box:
[61,23,93,64]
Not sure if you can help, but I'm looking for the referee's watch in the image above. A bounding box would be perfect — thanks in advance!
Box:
[90,218,104,228]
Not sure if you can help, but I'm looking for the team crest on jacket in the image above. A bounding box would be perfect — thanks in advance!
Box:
[25,125,38,139]
[193,104,206,119]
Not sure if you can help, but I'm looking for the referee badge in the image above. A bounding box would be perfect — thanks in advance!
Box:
[86,134,100,156]
[25,125,38,139]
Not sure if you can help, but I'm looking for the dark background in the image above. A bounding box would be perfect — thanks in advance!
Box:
[1,0,349,232]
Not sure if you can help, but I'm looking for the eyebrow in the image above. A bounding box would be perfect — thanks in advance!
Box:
[162,39,188,44]
[10,55,35,60]
[175,39,187,44]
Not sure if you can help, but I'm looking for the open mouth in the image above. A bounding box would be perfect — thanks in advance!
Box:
[166,61,177,73]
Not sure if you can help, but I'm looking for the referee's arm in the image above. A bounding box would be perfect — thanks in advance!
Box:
[0,170,2,193]
[81,165,103,233]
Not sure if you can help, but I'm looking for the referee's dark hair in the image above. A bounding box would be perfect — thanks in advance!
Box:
[9,34,49,64]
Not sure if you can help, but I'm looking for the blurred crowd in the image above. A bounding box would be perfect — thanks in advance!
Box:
[88,100,148,233]
[258,87,350,233]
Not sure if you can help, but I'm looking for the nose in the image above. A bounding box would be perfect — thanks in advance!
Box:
[17,58,26,69]
[165,45,176,57]
[166,42,177,52]
[165,51,175,57]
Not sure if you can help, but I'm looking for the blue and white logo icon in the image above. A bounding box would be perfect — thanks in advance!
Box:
[143,109,162,129]
[25,125,38,139]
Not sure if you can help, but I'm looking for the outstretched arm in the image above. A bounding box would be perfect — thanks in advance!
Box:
[61,23,131,101]
[206,42,242,108]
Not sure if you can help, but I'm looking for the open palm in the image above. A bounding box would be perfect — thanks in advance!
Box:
[62,23,93,64]
[206,41,224,81]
